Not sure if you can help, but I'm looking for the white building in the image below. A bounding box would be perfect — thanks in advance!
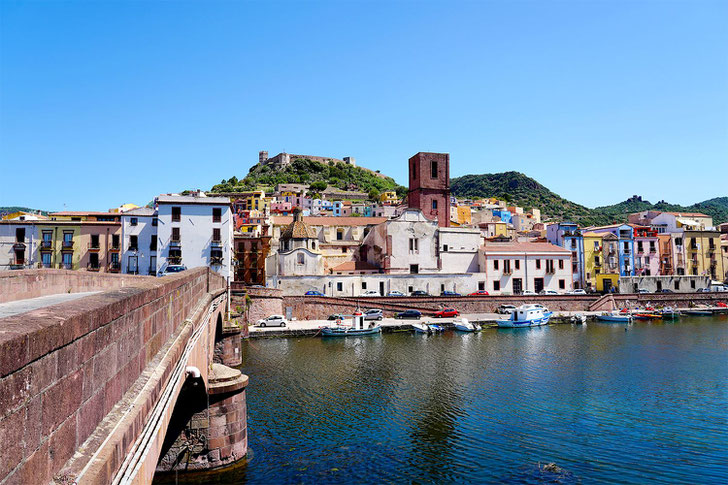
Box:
[479,241,573,294]
[121,207,158,275]
[156,194,233,279]
[437,227,482,273]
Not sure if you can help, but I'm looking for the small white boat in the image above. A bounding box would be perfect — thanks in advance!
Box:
[496,305,552,328]
[411,322,430,334]
[454,318,480,332]
[596,311,632,323]
[570,314,586,324]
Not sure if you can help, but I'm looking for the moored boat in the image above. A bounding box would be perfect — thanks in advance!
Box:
[454,318,480,332]
[411,322,430,334]
[633,313,663,320]
[682,310,712,316]
[659,307,679,319]
[496,304,552,328]
[570,314,586,324]
[597,311,632,323]
[321,325,382,337]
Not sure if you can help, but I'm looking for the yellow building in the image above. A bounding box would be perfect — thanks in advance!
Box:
[379,191,399,205]
[35,222,83,269]
[682,230,724,281]
[454,206,471,225]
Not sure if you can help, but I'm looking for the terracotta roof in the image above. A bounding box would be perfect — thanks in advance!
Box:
[481,241,571,253]
[273,216,387,226]
[665,212,709,217]
[49,211,119,216]
[330,261,380,272]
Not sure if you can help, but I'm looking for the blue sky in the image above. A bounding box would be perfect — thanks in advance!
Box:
[1,0,726,211]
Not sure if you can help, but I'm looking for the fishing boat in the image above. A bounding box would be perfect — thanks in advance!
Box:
[454,318,480,332]
[570,314,587,324]
[659,307,679,319]
[682,310,712,316]
[427,323,445,332]
[597,311,632,323]
[411,322,430,334]
[496,304,552,328]
[321,312,382,337]
[633,312,663,320]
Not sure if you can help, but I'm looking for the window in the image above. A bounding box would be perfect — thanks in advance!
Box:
[515,259,520,270]
[63,232,73,248]
[494,260,499,270]
[430,160,438,178]
[130,218,138,226]
[410,264,419,274]
[297,253,304,265]
[674,281,680,290]
[478,281,485,291]
[493,281,500,291]
[559,279,566,290]
[443,244,448,252]
[152,218,158,227]
[409,238,418,253]
[637,241,643,253]
[90,234,99,248]
[15,228,25,242]
[594,257,601,266]
[504,260,511,273]
[558,260,564,270]
[130,235,138,250]
[212,208,222,223]
[362,282,367,289]
[172,207,181,222]
[42,252,51,267]
[42,231,52,242]
[336,229,344,241]
[150,235,157,250]
[212,228,221,242]
[690,280,696,289]
[337,282,343,291]
[112,234,120,249]
[594,241,600,250]
[341,247,346,254]
[536,259,541,269]
[172,227,180,241]
[546,260,554,273]
[432,199,438,210]
[411,161,417,180]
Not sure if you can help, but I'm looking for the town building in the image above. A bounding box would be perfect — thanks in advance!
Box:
[546,222,586,287]
[155,194,233,279]
[585,224,635,277]
[407,152,450,227]
[618,275,710,293]
[632,225,660,276]
[121,207,157,275]
[234,228,271,285]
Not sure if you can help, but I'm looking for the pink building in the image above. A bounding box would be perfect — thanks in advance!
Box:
[632,225,660,276]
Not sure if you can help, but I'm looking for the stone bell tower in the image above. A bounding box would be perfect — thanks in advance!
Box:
[407,152,450,227]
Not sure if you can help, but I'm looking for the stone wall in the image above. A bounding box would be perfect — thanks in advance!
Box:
[231,286,284,325]
[0,268,155,303]
[0,267,226,485]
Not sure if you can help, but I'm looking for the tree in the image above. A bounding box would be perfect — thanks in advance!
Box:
[310,181,328,192]
[368,189,380,201]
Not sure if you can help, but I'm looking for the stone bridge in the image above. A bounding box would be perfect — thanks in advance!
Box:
[0,268,247,485]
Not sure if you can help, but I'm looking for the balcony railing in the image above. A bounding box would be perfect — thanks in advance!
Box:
[39,240,53,250]
[110,244,121,251]
[61,241,74,250]
[37,262,53,269]
[211,239,223,247]
[210,256,224,265]
[87,263,100,272]
[503,268,512,275]
[88,243,101,251]
[108,262,121,272]
[10,263,25,270]
[58,263,74,270]
[12,242,26,250]
[168,256,182,265]
[546,268,556,274]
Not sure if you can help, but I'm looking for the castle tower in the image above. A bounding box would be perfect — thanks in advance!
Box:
[259,151,269,164]
[407,152,450,227]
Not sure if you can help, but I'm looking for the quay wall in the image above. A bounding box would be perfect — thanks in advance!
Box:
[0,269,155,304]
[0,267,226,485]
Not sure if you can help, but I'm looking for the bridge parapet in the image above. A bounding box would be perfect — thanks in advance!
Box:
[0,267,231,485]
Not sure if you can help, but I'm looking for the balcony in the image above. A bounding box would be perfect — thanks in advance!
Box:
[87,263,100,272]
[37,262,53,269]
[12,242,26,250]
[169,239,182,248]
[9,263,25,270]
[58,263,74,270]
[503,268,512,275]
[211,239,223,248]
[622,249,631,255]
[168,256,182,265]
[210,256,224,265]
[61,241,74,250]
[88,243,101,251]
[39,240,53,251]
[109,244,121,252]
[546,268,556,274]
[108,262,121,273]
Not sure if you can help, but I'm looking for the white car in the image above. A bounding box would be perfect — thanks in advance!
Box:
[360,290,381,297]
[387,290,405,297]
[522,290,537,296]
[256,315,287,327]
[567,289,587,295]
[540,289,559,295]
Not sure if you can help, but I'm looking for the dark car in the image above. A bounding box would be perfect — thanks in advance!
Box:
[440,291,462,297]
[305,290,325,296]
[659,289,674,293]
[327,313,346,320]
[395,310,422,319]
[410,290,430,297]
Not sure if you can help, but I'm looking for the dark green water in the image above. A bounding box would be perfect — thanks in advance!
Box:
[160,316,728,484]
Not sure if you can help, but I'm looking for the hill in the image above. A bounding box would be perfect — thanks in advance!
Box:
[450,173,728,226]
[0,206,50,217]
[209,157,407,199]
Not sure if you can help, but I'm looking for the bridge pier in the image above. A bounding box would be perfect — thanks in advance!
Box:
[156,363,248,473]
[214,313,243,367]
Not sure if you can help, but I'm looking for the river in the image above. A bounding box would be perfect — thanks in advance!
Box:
[156,315,728,484]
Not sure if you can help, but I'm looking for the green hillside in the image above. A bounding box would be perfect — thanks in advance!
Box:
[210,158,407,199]
[0,206,49,216]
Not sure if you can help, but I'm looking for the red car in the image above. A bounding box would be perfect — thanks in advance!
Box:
[468,290,489,296]
[434,308,459,318]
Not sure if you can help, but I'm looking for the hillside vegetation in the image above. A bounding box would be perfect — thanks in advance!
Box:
[210,158,406,199]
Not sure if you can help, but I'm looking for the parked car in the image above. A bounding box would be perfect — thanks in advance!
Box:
[468,290,490,296]
[696,287,710,293]
[434,308,459,318]
[498,304,517,314]
[360,290,381,297]
[637,288,650,294]
[440,291,462,297]
[522,290,537,296]
[567,289,587,295]
[363,309,384,320]
[305,290,325,296]
[410,290,430,297]
[387,290,405,297]
[540,289,559,295]
[710,285,728,292]
[327,313,346,321]
[659,289,674,293]
[395,310,422,319]
[160,264,186,276]
[256,315,287,327]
